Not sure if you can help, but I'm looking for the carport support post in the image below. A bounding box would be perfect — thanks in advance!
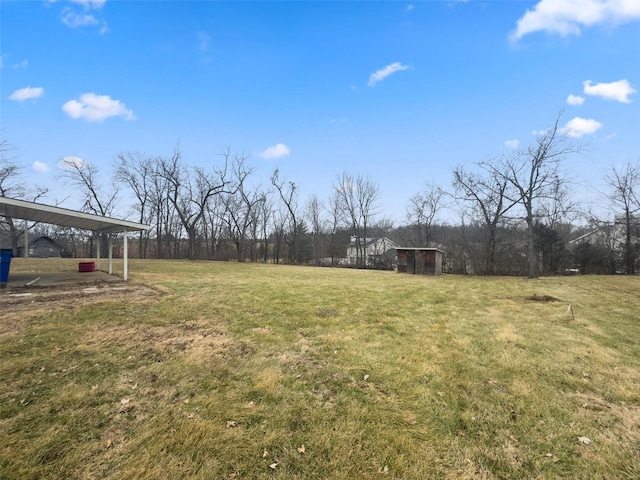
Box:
[24,221,29,258]
[108,234,113,275]
[123,229,129,281]
[96,233,101,270]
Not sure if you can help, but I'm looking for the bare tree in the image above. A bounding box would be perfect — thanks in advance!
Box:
[306,194,325,265]
[147,158,176,258]
[115,151,154,258]
[1,135,48,254]
[0,136,23,253]
[0,136,23,199]
[271,168,299,263]
[333,171,380,267]
[453,161,517,274]
[203,194,225,259]
[218,159,260,262]
[258,192,274,263]
[58,156,118,256]
[159,147,239,259]
[606,160,640,274]
[325,190,343,265]
[488,113,576,278]
[59,157,119,217]
[406,182,444,248]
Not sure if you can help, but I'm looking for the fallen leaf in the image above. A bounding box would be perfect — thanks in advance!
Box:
[226,420,237,428]
[297,444,306,454]
[457,430,467,437]
[269,462,279,469]
[262,450,268,458]
[120,398,131,405]
[578,436,591,445]
[364,374,370,381]
[106,439,112,449]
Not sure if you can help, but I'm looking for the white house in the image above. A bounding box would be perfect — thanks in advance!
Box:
[346,237,399,268]
[569,214,640,273]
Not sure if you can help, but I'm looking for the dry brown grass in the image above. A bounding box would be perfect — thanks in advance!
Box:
[1,259,639,479]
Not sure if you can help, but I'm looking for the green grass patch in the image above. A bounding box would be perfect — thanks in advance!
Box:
[1,259,639,479]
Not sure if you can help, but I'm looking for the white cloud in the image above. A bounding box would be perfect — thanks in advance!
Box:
[62,9,98,28]
[405,4,415,12]
[62,93,135,122]
[368,62,411,87]
[329,118,347,124]
[59,1,108,33]
[567,94,585,105]
[562,116,603,137]
[511,0,640,41]
[197,32,211,51]
[70,0,106,8]
[504,139,520,149]
[9,86,44,102]
[32,161,50,173]
[12,59,28,69]
[583,79,636,103]
[260,143,290,160]
[58,156,88,170]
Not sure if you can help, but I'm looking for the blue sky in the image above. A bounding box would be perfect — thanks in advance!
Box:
[2,0,639,224]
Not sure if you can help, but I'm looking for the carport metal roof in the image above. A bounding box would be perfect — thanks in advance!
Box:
[0,197,149,234]
[1,197,150,281]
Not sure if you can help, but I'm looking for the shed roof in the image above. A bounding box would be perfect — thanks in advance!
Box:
[395,247,444,253]
[0,197,149,234]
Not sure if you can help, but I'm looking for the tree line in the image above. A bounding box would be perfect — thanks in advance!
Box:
[1,116,639,277]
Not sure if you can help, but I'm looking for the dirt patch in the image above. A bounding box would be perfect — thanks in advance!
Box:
[0,283,162,335]
[526,294,559,302]
[77,319,251,363]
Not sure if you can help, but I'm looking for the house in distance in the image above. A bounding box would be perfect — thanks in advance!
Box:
[396,247,444,275]
[346,237,399,269]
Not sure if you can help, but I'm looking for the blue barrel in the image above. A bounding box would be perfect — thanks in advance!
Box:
[0,249,13,288]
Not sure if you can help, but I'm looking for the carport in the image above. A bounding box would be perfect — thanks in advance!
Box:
[0,197,149,281]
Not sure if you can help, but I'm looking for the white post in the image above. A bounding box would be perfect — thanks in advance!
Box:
[24,221,29,258]
[108,234,113,275]
[123,229,128,281]
[96,233,101,270]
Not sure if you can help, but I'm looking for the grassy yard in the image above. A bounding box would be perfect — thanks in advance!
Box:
[1,259,639,479]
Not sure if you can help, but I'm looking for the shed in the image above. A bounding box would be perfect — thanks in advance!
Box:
[395,248,444,275]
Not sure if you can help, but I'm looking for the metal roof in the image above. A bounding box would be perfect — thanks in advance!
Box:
[0,197,149,234]
[395,247,445,253]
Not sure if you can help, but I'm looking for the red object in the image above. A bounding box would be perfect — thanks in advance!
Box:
[78,262,95,272]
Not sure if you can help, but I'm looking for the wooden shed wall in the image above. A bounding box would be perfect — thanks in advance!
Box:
[396,249,443,275]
